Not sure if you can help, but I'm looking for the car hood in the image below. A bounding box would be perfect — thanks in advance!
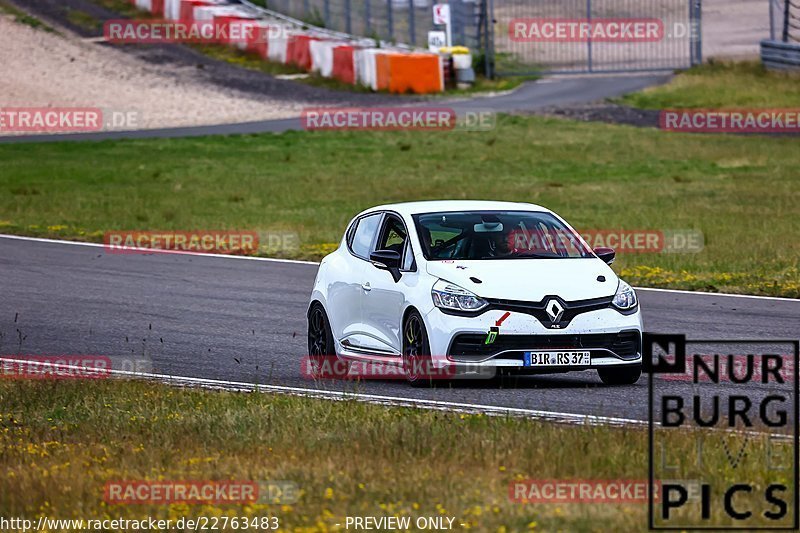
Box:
[425,258,618,302]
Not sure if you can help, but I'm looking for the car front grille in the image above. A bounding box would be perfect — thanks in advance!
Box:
[483,295,615,328]
[448,330,641,362]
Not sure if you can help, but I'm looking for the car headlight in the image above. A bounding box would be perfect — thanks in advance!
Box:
[612,280,638,311]
[431,279,488,312]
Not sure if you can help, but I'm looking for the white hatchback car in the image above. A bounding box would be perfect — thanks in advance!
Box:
[307,201,643,386]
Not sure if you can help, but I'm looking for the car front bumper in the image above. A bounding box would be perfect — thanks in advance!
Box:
[423,305,643,372]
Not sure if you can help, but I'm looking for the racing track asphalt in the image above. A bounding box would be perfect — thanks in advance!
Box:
[0,73,670,143]
[2,235,798,423]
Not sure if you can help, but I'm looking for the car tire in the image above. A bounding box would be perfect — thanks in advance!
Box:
[597,364,642,385]
[307,303,350,379]
[402,310,436,387]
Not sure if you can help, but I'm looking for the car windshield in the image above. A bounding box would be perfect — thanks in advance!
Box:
[413,210,593,260]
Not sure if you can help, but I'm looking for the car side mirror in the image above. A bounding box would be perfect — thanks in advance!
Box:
[594,247,616,265]
[370,249,402,282]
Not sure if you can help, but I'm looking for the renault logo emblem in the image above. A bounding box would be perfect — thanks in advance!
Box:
[545,299,565,325]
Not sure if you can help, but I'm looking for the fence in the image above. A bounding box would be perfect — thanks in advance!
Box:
[769,0,800,42]
[251,0,703,77]
[763,0,800,70]
[255,0,484,49]
[488,0,702,76]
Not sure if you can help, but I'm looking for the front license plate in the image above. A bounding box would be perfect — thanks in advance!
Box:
[523,351,591,367]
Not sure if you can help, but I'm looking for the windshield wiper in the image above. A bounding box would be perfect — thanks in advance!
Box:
[509,252,562,259]
[475,252,561,260]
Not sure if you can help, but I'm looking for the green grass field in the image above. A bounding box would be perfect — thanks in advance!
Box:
[1,379,788,532]
[619,61,800,109]
[1,114,798,297]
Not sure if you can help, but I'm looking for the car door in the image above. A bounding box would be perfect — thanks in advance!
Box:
[359,213,415,356]
[327,212,381,349]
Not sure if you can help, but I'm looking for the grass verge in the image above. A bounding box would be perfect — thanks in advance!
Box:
[193,44,374,93]
[0,378,785,531]
[66,8,101,31]
[0,0,58,33]
[619,60,800,109]
[91,0,150,20]
[1,115,798,297]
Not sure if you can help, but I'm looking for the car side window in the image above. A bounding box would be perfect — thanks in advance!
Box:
[376,215,417,272]
[376,216,407,254]
[350,213,382,260]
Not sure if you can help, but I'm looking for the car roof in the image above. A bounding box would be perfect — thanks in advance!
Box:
[358,200,551,218]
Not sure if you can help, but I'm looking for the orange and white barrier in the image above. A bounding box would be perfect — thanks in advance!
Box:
[166,0,223,20]
[129,0,445,94]
[193,5,241,22]
[151,0,165,16]
[179,0,210,22]
[213,13,257,47]
[246,21,272,57]
[192,6,248,45]
[385,53,444,94]
[164,0,181,20]
[286,34,319,70]
[227,18,260,50]
[267,30,292,64]
[310,40,345,77]
[374,51,396,91]
[332,45,358,85]
[354,48,382,91]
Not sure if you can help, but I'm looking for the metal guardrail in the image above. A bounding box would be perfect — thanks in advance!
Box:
[783,0,800,42]
[768,0,799,42]
[237,0,483,50]
[763,0,800,70]
[761,39,800,69]
[235,0,422,50]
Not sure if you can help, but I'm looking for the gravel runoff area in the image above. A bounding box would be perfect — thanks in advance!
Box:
[0,17,309,132]
[0,0,403,134]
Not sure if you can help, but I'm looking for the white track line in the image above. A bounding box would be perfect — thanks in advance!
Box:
[0,233,317,265]
[0,356,644,428]
[1,233,797,302]
[633,286,799,302]
[2,356,792,440]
